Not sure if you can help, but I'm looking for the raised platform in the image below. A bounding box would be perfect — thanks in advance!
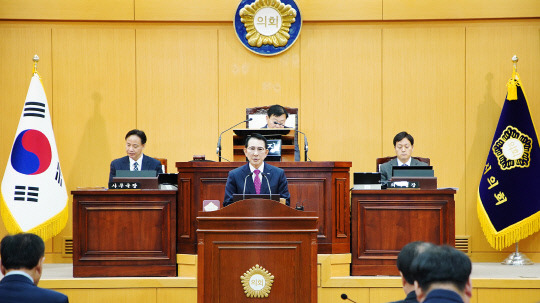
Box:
[4,255,540,303]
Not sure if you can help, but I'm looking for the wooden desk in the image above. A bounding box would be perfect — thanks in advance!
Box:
[176,161,351,254]
[72,189,177,277]
[351,189,456,276]
[197,199,318,302]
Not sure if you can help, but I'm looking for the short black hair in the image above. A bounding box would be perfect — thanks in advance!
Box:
[125,129,147,144]
[266,105,289,118]
[411,245,472,292]
[245,133,268,148]
[397,241,435,284]
[393,131,414,146]
[1,233,45,270]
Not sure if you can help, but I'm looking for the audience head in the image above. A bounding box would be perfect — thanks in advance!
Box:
[397,241,435,285]
[411,245,472,302]
[1,233,46,285]
[125,129,147,161]
[266,105,289,129]
[393,131,415,163]
[244,133,269,169]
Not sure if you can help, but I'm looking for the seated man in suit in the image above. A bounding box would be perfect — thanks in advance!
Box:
[380,131,427,182]
[262,104,300,161]
[390,241,435,303]
[0,233,69,303]
[108,129,163,183]
[411,245,472,303]
[224,133,290,206]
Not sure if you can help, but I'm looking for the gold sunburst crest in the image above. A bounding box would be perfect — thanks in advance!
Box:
[240,264,274,298]
[492,125,533,170]
[240,0,297,47]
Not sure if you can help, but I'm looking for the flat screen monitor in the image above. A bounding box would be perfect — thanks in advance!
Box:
[232,194,280,202]
[116,170,157,178]
[392,166,434,178]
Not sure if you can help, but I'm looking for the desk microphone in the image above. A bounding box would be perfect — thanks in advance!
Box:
[217,118,252,162]
[273,121,309,161]
[242,172,254,200]
[341,293,358,303]
[261,172,272,197]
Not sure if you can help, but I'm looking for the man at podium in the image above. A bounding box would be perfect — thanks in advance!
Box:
[380,131,427,182]
[108,129,163,183]
[224,133,290,206]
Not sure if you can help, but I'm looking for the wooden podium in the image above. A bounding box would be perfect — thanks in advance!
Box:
[72,189,177,277]
[351,189,456,276]
[176,161,351,254]
[197,199,318,303]
[232,128,295,162]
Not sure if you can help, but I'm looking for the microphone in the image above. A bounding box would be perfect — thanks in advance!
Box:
[341,293,358,303]
[261,172,272,197]
[273,121,309,162]
[242,172,253,201]
[217,118,253,162]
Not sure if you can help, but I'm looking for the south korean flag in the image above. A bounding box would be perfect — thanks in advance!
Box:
[1,72,68,241]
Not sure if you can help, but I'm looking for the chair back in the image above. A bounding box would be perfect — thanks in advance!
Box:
[155,158,167,173]
[376,156,430,172]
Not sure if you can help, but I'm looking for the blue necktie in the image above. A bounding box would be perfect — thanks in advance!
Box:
[133,162,139,171]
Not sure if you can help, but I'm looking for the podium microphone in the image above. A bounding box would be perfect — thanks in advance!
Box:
[341,293,358,303]
[242,172,254,200]
[217,118,252,162]
[273,121,309,162]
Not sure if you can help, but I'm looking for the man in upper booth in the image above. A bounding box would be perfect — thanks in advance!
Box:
[223,133,290,207]
[262,104,300,161]
[108,129,163,183]
[380,131,427,182]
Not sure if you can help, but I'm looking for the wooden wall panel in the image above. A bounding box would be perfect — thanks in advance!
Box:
[0,0,134,20]
[52,28,136,189]
[0,26,52,239]
[57,288,156,303]
[217,26,301,161]
[383,0,540,20]
[465,24,540,257]
[136,27,219,168]
[134,0,382,21]
[300,25,382,177]
[382,27,466,233]
[157,288,197,303]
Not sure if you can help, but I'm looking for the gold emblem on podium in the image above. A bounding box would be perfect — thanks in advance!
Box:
[239,0,297,47]
[240,264,274,298]
[492,125,532,170]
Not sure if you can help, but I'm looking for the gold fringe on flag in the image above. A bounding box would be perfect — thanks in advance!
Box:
[0,192,69,241]
[506,67,520,101]
[477,190,540,250]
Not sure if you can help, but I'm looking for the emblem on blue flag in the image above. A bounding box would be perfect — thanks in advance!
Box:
[234,0,302,56]
[477,67,540,250]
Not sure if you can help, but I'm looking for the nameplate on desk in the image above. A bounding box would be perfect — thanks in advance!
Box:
[108,182,141,189]
[388,181,420,189]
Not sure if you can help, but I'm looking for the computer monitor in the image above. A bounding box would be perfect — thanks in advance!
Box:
[116,170,157,178]
[392,166,434,178]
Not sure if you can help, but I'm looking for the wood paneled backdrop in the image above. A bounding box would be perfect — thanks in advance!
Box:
[0,0,539,263]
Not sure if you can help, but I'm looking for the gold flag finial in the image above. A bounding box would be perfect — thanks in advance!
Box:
[33,54,39,75]
[506,55,520,100]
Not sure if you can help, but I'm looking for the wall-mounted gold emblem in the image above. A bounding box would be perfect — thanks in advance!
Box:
[240,264,274,298]
[239,0,297,47]
[492,125,533,170]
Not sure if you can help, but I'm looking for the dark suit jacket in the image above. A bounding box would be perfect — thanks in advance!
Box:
[109,155,163,183]
[223,163,290,207]
[423,289,464,303]
[379,157,428,182]
[389,290,419,303]
[0,274,69,303]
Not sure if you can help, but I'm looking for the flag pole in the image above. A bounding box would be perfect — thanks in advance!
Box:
[500,55,534,266]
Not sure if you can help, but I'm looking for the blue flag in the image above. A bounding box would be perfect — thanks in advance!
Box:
[477,70,540,250]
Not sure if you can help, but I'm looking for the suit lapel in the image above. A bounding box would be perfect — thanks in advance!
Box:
[242,164,256,194]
